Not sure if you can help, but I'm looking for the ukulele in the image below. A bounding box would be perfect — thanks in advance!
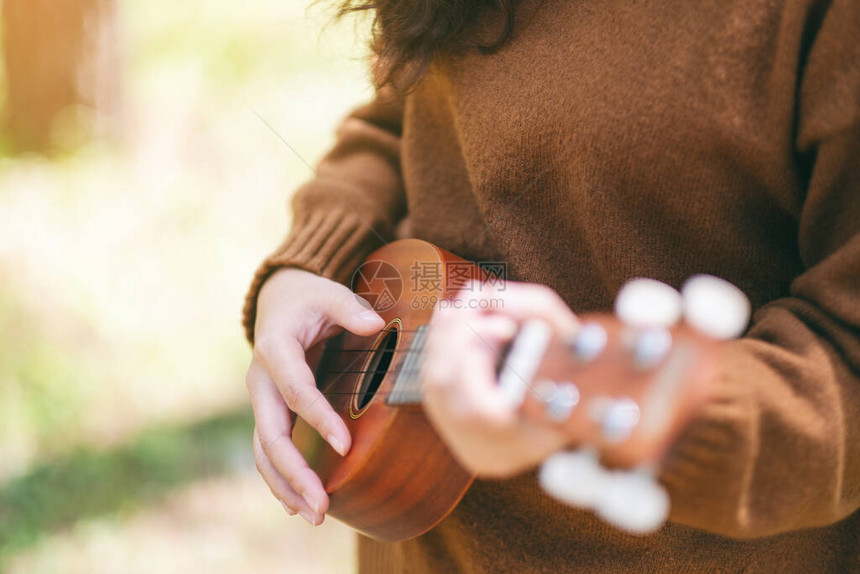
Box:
[292,239,750,541]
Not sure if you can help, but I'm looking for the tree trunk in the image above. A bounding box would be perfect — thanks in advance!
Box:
[2,0,119,152]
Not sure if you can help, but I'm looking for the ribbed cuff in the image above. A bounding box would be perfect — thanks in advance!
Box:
[242,207,386,344]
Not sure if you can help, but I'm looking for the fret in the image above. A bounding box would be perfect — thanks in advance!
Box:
[388,324,429,405]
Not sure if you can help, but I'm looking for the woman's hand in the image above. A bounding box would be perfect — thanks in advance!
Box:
[246,268,384,525]
[421,282,580,478]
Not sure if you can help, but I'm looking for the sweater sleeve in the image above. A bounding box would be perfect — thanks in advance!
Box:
[661,0,860,538]
[242,87,406,344]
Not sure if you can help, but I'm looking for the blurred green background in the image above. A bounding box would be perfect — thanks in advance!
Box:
[0,0,372,571]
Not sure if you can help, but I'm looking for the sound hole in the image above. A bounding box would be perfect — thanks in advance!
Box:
[357,328,398,410]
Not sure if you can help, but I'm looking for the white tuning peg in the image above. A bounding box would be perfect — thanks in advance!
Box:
[631,327,673,369]
[598,397,641,443]
[681,275,751,340]
[568,322,608,362]
[615,279,683,329]
[539,449,608,508]
[594,468,670,535]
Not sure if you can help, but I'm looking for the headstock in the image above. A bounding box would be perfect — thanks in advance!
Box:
[498,275,751,534]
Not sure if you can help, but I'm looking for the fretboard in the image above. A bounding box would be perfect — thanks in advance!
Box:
[387,324,430,405]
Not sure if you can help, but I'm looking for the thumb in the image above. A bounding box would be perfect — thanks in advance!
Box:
[326,286,386,336]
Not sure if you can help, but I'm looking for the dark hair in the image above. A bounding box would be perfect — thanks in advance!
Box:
[335,0,518,91]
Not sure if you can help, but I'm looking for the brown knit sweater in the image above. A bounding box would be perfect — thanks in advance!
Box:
[243,0,860,571]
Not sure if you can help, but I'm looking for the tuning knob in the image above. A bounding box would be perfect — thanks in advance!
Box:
[681,275,751,340]
[594,469,670,535]
[539,449,607,508]
[568,322,608,362]
[534,380,581,422]
[615,279,683,329]
[598,397,641,443]
[631,327,673,369]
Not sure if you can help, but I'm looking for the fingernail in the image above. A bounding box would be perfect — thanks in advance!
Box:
[280,501,296,516]
[299,511,320,525]
[327,434,347,456]
[300,490,322,515]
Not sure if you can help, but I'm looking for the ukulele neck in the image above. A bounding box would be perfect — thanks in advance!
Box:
[386,324,431,406]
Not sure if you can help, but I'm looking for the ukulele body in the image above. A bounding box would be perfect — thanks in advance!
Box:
[293,239,480,542]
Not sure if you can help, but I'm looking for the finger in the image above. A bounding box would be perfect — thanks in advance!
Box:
[253,430,324,525]
[461,314,518,358]
[466,281,579,334]
[477,314,519,342]
[320,283,386,337]
[423,304,476,388]
[253,430,314,515]
[259,338,351,457]
[423,314,512,416]
[429,309,514,372]
[305,340,326,372]
[457,316,521,416]
[432,304,516,339]
[246,362,330,515]
[424,301,498,369]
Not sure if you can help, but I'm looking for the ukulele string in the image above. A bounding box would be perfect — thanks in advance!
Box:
[343,328,427,334]
[326,367,424,376]
[329,333,429,357]
[325,348,427,375]
[318,391,414,397]
[319,325,433,377]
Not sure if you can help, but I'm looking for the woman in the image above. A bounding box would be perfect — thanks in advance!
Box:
[243,0,860,571]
